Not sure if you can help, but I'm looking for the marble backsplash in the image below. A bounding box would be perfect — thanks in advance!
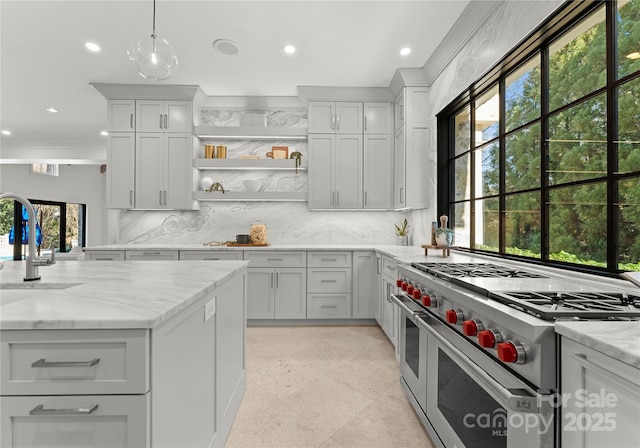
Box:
[201,109,308,128]
[118,203,418,246]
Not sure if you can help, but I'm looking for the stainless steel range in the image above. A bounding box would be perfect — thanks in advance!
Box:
[391,261,640,448]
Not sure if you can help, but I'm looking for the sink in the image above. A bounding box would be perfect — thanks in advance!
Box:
[0,282,82,290]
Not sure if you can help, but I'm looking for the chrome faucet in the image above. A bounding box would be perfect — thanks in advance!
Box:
[0,192,55,281]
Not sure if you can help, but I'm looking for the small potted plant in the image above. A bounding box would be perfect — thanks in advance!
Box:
[395,218,411,246]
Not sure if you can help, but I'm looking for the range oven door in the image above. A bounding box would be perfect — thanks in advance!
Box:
[417,314,554,448]
[391,293,427,413]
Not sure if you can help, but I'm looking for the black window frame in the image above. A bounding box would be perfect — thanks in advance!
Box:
[437,0,640,276]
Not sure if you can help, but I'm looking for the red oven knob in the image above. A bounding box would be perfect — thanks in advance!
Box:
[401,281,408,291]
[478,329,502,348]
[462,320,484,337]
[407,284,415,295]
[497,341,526,364]
[396,279,403,287]
[422,294,437,307]
[445,309,463,324]
[412,289,422,300]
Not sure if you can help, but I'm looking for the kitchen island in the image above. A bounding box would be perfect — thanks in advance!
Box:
[0,260,248,448]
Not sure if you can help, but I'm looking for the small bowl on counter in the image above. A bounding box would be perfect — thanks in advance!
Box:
[242,180,261,192]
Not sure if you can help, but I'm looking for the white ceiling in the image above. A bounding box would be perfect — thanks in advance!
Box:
[0,0,475,158]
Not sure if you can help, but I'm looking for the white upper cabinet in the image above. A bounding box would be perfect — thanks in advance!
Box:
[136,100,192,133]
[364,102,392,134]
[107,100,135,132]
[364,135,392,209]
[308,102,363,134]
[107,133,136,209]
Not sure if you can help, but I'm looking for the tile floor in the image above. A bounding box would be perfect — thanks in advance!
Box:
[225,325,435,448]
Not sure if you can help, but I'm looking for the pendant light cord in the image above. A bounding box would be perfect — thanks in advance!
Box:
[151,0,157,38]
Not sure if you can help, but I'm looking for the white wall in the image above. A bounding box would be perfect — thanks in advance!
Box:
[0,164,107,246]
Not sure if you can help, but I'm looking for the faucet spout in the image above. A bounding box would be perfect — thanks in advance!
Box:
[0,191,55,281]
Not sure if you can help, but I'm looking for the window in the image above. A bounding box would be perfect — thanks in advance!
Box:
[0,199,85,260]
[438,0,640,273]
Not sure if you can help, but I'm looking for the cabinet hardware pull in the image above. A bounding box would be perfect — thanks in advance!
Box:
[320,279,337,282]
[320,258,337,262]
[130,113,134,129]
[332,115,335,130]
[203,258,220,260]
[364,116,367,131]
[130,190,134,206]
[331,191,335,206]
[336,115,340,130]
[159,191,163,205]
[336,191,339,206]
[400,187,404,203]
[377,257,382,274]
[164,190,167,205]
[571,353,638,394]
[159,114,163,129]
[164,114,168,129]
[364,191,368,206]
[142,251,161,255]
[320,305,338,309]
[267,258,283,261]
[32,358,100,368]
[29,404,99,416]
[95,258,112,261]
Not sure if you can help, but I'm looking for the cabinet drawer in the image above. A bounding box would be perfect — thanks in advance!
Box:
[307,294,351,319]
[382,257,397,276]
[307,252,351,267]
[0,393,148,448]
[179,250,243,261]
[244,251,306,268]
[85,250,125,261]
[0,329,149,396]
[125,250,179,260]
[307,268,351,293]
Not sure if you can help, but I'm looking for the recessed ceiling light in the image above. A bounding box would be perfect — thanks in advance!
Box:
[101,131,109,136]
[626,52,640,60]
[84,42,101,52]
[1,130,11,136]
[212,39,241,56]
[400,47,412,56]
[283,44,296,55]
[46,107,58,113]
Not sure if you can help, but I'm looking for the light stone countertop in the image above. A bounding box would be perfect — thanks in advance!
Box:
[555,321,640,369]
[0,260,248,330]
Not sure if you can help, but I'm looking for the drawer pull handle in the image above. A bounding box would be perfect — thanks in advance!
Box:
[320,305,338,309]
[142,251,161,255]
[32,358,100,368]
[267,258,284,261]
[95,257,113,261]
[29,404,99,416]
[203,258,220,260]
[320,279,337,282]
[321,258,337,262]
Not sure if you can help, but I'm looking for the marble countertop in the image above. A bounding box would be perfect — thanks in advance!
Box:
[555,321,640,369]
[0,260,248,330]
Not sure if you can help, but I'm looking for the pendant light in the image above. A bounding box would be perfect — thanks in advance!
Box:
[127,0,178,81]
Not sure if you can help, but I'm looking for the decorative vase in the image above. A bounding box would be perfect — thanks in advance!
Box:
[200,176,213,191]
[397,235,409,246]
[435,229,454,246]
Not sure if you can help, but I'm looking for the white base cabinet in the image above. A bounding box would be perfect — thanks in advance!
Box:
[306,252,352,319]
[561,337,640,448]
[352,251,376,319]
[377,255,399,350]
[0,271,246,448]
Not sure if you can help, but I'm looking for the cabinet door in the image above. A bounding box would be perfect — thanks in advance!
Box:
[405,125,430,209]
[247,268,275,319]
[374,254,383,325]
[405,87,429,124]
[561,338,640,448]
[107,100,135,132]
[308,135,335,209]
[353,252,376,319]
[274,268,307,319]
[381,276,398,347]
[164,101,192,133]
[136,100,164,132]
[107,133,135,209]
[335,102,363,134]
[364,102,392,134]
[85,250,126,261]
[163,133,193,209]
[334,135,362,209]
[394,127,406,209]
[308,102,336,133]
[0,394,148,448]
[136,133,164,209]
[395,91,405,131]
[364,135,392,209]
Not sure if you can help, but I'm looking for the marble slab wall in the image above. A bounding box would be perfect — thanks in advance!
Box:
[201,109,308,128]
[118,203,413,245]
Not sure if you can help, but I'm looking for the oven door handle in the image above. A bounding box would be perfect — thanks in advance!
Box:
[390,293,423,323]
[416,314,542,414]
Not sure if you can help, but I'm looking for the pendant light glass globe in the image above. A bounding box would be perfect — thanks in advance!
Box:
[128,34,178,81]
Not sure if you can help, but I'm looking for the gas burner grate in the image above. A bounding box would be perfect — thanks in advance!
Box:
[490,291,640,320]
[411,262,547,279]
